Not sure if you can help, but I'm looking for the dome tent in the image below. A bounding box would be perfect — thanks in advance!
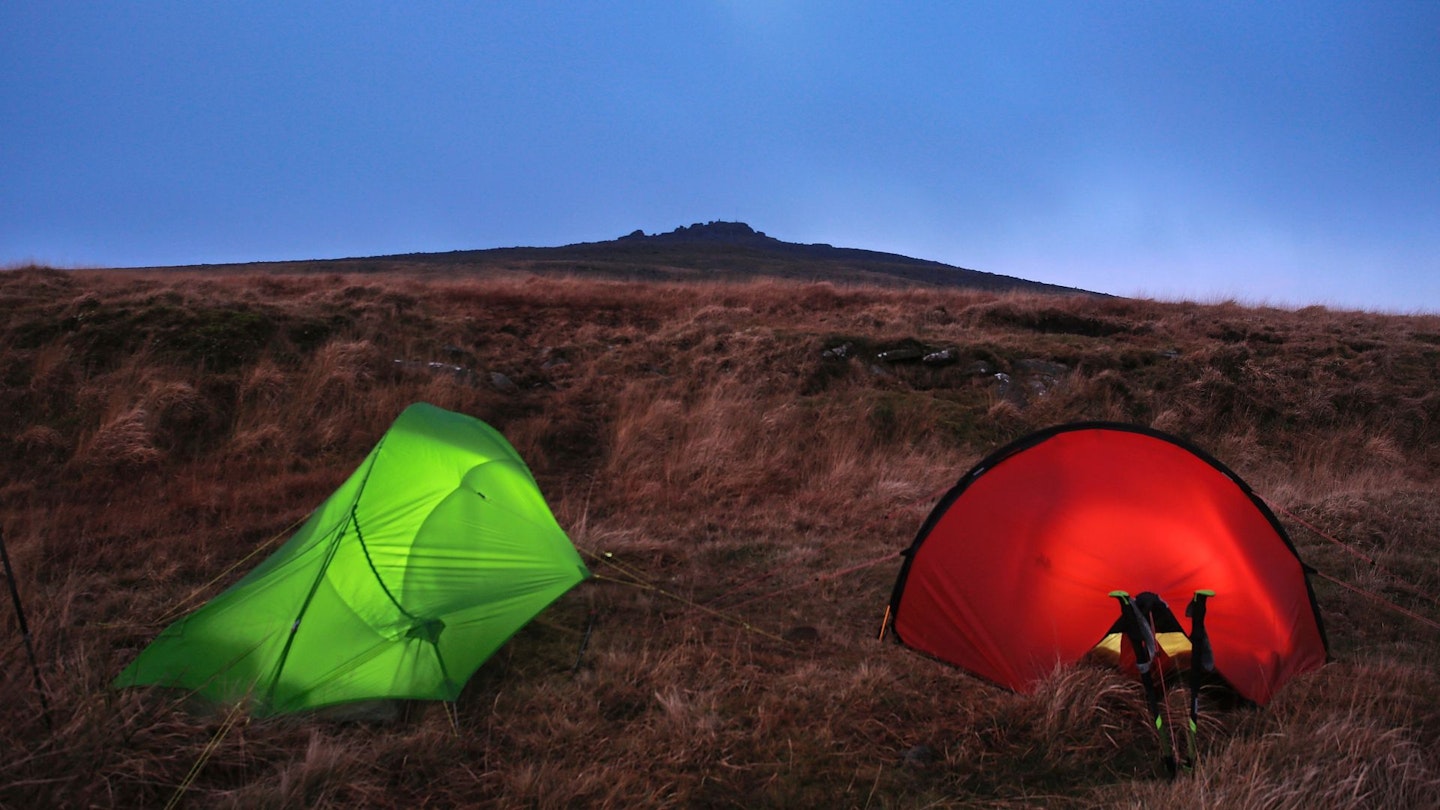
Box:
[887,423,1328,707]
[115,403,590,716]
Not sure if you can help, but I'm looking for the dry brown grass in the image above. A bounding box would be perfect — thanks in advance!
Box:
[2,266,1439,807]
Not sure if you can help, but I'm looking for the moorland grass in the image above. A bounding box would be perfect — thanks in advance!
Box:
[2,267,1439,807]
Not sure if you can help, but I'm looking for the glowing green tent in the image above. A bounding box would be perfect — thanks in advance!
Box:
[115,403,589,716]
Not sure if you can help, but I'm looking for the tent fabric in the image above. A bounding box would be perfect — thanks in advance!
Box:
[888,423,1328,706]
[115,402,589,715]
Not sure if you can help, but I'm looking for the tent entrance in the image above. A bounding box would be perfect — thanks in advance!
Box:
[1088,630,1193,675]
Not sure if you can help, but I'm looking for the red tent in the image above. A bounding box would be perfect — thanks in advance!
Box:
[888,423,1328,705]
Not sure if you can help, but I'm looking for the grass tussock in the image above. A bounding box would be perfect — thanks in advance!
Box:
[2,268,1439,807]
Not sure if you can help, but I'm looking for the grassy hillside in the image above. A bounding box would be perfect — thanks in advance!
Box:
[118,221,1096,296]
[3,266,1439,808]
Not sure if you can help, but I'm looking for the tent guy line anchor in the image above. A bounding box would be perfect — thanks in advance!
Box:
[582,549,786,643]
[702,482,948,609]
[154,512,308,626]
[164,699,246,810]
[1313,569,1440,633]
[1272,501,1440,614]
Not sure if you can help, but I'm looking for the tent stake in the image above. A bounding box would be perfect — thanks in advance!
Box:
[571,610,597,676]
[1,527,52,731]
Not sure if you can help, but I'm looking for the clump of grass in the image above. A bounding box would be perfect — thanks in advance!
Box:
[1112,709,1440,809]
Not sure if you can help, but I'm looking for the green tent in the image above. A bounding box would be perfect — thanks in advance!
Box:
[115,402,590,716]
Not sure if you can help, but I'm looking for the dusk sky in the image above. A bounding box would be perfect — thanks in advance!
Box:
[4,2,1438,312]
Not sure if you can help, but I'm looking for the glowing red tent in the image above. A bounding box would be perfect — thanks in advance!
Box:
[887,423,1328,705]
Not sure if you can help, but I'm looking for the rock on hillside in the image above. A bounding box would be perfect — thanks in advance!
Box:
[620,221,782,245]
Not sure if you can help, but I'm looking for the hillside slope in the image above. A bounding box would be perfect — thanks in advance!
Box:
[124,221,1098,296]
[2,267,1439,807]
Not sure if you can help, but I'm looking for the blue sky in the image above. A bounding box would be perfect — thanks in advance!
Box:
[3,2,1438,312]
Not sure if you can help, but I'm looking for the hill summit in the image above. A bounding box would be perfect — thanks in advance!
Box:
[620,221,782,245]
[125,220,1098,297]
[597,220,1096,295]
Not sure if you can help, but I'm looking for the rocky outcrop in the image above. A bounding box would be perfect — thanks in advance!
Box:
[621,221,779,245]
[819,340,1071,406]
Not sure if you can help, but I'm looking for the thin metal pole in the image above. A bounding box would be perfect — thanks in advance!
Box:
[571,610,597,676]
[1,527,52,731]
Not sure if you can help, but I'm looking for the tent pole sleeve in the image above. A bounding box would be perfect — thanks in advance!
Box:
[264,448,386,708]
[264,515,351,706]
